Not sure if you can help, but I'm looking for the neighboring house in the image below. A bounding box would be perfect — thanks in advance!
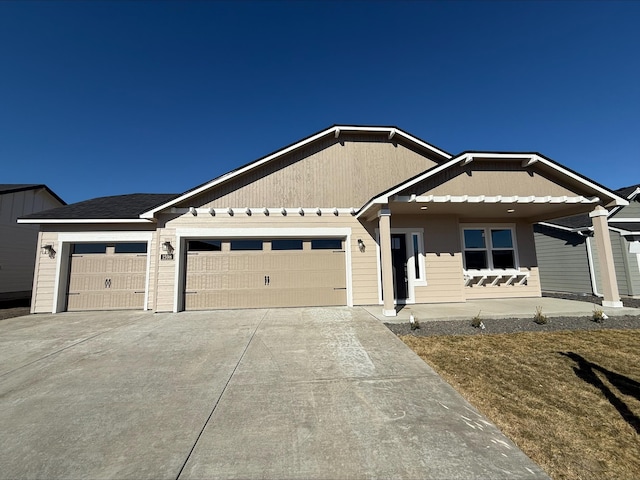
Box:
[0,184,65,301]
[19,126,628,315]
[535,184,640,299]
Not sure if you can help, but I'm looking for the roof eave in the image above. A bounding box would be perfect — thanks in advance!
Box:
[17,218,156,224]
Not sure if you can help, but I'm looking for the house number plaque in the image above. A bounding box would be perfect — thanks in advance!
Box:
[160,254,174,260]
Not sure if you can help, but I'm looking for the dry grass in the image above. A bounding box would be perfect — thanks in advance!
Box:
[401,330,640,480]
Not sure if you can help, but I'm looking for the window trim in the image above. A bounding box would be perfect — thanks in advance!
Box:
[460,224,519,272]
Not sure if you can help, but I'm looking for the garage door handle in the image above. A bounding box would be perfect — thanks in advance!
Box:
[105,278,111,289]
[333,287,347,290]
[264,275,270,286]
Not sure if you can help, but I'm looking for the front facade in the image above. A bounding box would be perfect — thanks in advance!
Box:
[0,184,65,301]
[535,184,640,298]
[20,126,628,315]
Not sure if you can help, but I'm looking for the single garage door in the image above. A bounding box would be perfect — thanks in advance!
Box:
[185,238,347,310]
[66,242,148,311]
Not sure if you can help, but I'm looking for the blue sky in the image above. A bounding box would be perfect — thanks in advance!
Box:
[1,1,639,204]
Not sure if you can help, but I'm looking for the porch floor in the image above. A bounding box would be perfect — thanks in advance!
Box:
[363,297,640,324]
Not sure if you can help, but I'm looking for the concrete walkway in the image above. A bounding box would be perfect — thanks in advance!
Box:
[364,296,640,323]
[0,308,548,479]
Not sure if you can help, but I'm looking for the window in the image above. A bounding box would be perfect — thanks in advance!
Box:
[114,242,147,254]
[271,239,303,250]
[412,233,421,280]
[462,227,516,270]
[311,238,342,250]
[73,243,107,254]
[188,240,222,251]
[230,239,263,251]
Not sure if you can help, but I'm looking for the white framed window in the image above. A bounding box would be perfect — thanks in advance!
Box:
[411,232,426,284]
[461,226,518,271]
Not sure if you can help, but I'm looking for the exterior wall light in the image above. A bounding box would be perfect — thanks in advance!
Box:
[162,241,174,253]
[41,244,56,258]
[357,238,366,253]
[188,207,197,216]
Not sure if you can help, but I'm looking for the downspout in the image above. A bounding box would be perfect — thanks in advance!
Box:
[585,235,602,297]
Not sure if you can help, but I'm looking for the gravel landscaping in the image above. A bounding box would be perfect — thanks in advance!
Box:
[386,292,640,337]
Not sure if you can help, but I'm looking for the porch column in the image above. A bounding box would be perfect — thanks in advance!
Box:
[590,206,623,307]
[378,207,396,316]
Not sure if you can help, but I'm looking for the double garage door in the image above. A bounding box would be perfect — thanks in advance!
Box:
[185,238,347,310]
[66,243,147,311]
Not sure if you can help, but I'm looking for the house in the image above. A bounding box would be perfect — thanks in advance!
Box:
[1,184,65,302]
[18,126,628,315]
[534,184,640,299]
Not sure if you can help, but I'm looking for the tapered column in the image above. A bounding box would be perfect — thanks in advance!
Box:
[590,206,623,307]
[379,207,396,316]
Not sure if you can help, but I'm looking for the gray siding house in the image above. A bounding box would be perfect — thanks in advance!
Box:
[0,185,65,301]
[534,184,640,298]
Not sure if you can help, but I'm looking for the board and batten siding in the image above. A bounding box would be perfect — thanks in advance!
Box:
[183,135,439,210]
[1,188,63,299]
[410,162,587,199]
[533,224,593,295]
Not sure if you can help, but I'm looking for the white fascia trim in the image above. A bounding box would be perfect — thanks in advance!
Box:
[609,226,640,235]
[532,155,628,208]
[537,221,588,233]
[18,218,154,224]
[605,218,640,222]
[142,126,452,219]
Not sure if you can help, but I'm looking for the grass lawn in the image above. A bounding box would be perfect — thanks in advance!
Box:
[401,329,640,480]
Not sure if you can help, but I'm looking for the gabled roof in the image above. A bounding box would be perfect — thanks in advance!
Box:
[18,193,178,224]
[544,183,639,232]
[615,183,640,200]
[0,184,66,205]
[140,125,453,219]
[357,151,628,217]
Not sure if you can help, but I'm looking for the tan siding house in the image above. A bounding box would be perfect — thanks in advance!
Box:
[0,185,65,301]
[19,126,629,315]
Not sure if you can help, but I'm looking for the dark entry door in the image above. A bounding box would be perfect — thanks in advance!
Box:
[391,234,408,301]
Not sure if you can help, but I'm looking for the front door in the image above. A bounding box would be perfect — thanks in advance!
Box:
[391,234,408,301]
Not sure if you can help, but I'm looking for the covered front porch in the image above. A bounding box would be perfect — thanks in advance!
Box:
[357,152,629,317]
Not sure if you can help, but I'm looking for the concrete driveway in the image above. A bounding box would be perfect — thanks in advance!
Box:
[0,308,548,479]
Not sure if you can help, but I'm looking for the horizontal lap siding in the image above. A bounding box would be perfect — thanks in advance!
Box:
[155,227,176,312]
[533,225,593,294]
[32,232,58,313]
[415,253,465,303]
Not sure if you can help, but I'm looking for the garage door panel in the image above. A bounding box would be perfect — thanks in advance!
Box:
[185,239,347,310]
[66,247,147,312]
